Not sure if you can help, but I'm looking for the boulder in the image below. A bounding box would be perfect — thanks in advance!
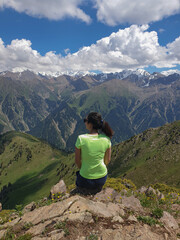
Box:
[139,186,147,194]
[93,187,117,202]
[127,215,138,222]
[23,201,36,213]
[121,195,143,212]
[50,180,67,197]
[112,216,124,223]
[27,220,51,236]
[20,195,80,225]
[101,224,173,240]
[145,186,156,196]
[160,211,179,230]
[69,197,122,218]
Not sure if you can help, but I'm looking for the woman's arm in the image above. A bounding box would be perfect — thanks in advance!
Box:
[104,147,111,166]
[75,147,81,169]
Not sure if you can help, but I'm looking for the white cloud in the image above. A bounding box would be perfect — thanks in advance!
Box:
[0,25,180,74]
[0,0,91,23]
[94,0,180,25]
[167,37,180,63]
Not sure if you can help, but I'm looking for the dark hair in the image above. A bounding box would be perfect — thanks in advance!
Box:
[86,112,114,139]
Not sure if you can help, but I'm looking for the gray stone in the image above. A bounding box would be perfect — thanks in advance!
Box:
[27,220,51,236]
[145,186,156,196]
[48,229,64,239]
[65,211,94,223]
[100,224,172,240]
[50,180,67,197]
[160,211,179,230]
[23,201,36,213]
[112,216,124,223]
[139,186,147,194]
[93,188,117,202]
[31,237,49,240]
[127,215,138,222]
[121,195,143,212]
[69,197,122,218]
[3,217,21,228]
[21,195,80,225]
[0,230,6,239]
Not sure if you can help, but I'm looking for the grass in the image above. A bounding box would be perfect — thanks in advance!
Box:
[86,233,98,240]
[55,221,70,236]
[108,121,180,189]
[0,132,76,209]
[137,216,158,226]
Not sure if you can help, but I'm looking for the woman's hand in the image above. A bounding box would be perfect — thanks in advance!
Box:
[75,147,82,169]
[104,147,111,166]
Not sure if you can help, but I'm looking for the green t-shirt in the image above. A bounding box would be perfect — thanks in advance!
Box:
[75,134,111,179]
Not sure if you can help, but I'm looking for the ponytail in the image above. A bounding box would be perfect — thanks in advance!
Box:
[86,112,114,139]
[101,120,114,139]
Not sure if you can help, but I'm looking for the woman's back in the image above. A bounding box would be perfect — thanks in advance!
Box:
[75,133,111,179]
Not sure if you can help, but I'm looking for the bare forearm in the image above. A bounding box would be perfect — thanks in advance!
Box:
[104,147,111,166]
[75,147,81,169]
[75,158,81,169]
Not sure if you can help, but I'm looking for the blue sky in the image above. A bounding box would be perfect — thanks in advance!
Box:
[0,0,180,74]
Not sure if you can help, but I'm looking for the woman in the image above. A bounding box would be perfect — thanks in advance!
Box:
[75,112,114,194]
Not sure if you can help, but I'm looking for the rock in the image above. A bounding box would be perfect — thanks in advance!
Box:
[64,211,94,223]
[127,215,138,222]
[31,237,49,240]
[121,189,128,195]
[112,216,124,223]
[0,190,178,240]
[23,201,36,213]
[160,211,179,230]
[93,187,117,202]
[48,230,64,239]
[139,186,147,194]
[0,203,2,211]
[100,224,172,240]
[0,230,6,239]
[50,180,67,197]
[27,220,51,236]
[20,195,80,225]
[145,186,156,196]
[3,217,21,228]
[69,197,122,218]
[114,193,123,203]
[121,195,143,212]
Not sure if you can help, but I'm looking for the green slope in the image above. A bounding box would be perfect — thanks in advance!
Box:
[109,120,180,189]
[0,132,76,208]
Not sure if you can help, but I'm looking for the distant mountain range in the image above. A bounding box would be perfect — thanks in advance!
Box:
[0,69,180,150]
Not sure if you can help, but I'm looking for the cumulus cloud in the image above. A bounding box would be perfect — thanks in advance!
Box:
[0,0,91,23]
[94,0,180,25]
[0,25,179,74]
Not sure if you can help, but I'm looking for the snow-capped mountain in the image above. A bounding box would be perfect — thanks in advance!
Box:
[161,69,180,76]
[0,68,179,88]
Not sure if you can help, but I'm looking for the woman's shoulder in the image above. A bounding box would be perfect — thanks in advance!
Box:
[98,134,111,141]
[77,133,88,139]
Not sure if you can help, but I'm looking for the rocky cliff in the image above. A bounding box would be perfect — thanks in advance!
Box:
[0,181,179,240]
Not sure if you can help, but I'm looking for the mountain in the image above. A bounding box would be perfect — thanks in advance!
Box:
[0,121,180,209]
[0,69,180,150]
[0,75,61,134]
[0,131,76,208]
[29,74,180,150]
[109,120,180,188]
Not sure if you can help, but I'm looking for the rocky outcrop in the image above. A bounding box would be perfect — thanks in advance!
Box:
[50,180,67,198]
[0,185,179,240]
